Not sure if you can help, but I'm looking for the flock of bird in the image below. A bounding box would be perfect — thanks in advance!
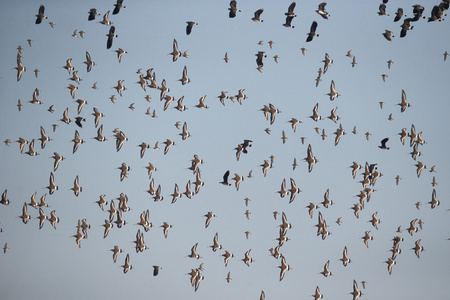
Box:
[1,1,449,299]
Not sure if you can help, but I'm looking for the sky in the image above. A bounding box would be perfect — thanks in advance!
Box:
[0,0,449,299]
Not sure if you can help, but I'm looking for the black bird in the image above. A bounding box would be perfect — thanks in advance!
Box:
[378,4,389,16]
[379,138,390,150]
[220,171,232,186]
[428,5,446,22]
[252,8,264,22]
[88,8,100,21]
[113,0,125,15]
[241,139,252,153]
[186,21,198,35]
[316,2,330,20]
[283,15,295,28]
[400,18,414,37]
[75,117,86,128]
[382,29,394,41]
[393,8,406,22]
[285,2,296,17]
[306,21,319,42]
[229,1,240,18]
[35,5,47,24]
[255,51,267,67]
[153,266,162,276]
[411,5,425,21]
[106,26,117,49]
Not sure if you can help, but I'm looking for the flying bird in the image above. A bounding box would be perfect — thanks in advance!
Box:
[306,21,319,42]
[186,21,198,35]
[35,5,47,24]
[106,26,117,49]
[379,138,390,149]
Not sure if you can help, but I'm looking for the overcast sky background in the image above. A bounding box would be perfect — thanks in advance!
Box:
[0,0,449,299]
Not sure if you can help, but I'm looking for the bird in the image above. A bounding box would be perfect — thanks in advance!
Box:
[88,8,100,21]
[106,26,117,49]
[170,39,181,62]
[398,89,411,112]
[378,3,389,16]
[429,189,440,208]
[340,246,351,266]
[47,210,59,229]
[35,5,47,24]
[306,21,319,42]
[71,130,84,153]
[252,9,264,22]
[386,60,394,70]
[70,176,82,196]
[187,243,201,259]
[98,11,112,26]
[320,260,332,277]
[350,280,363,300]
[219,170,232,186]
[179,66,190,85]
[310,103,322,121]
[14,63,26,82]
[25,139,38,156]
[186,21,198,35]
[161,222,172,238]
[379,138,390,149]
[121,254,132,274]
[385,257,396,275]
[204,212,216,228]
[304,144,318,172]
[115,48,127,63]
[285,2,296,17]
[278,256,291,281]
[153,266,162,276]
[327,80,340,100]
[351,56,357,67]
[316,2,330,19]
[113,0,126,15]
[412,239,424,258]
[382,29,394,41]
[19,202,31,224]
[226,272,232,283]
[312,286,324,300]
[228,0,240,18]
[210,232,222,252]
[241,249,253,266]
[288,178,301,203]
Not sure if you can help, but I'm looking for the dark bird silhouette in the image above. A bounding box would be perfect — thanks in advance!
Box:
[393,8,406,22]
[252,9,264,22]
[229,1,240,18]
[153,265,162,276]
[220,170,232,186]
[75,117,86,128]
[382,29,394,41]
[283,15,295,28]
[285,2,296,17]
[88,8,100,21]
[113,0,125,15]
[306,21,319,42]
[106,26,117,49]
[400,18,414,37]
[256,51,267,67]
[379,138,390,150]
[186,21,198,35]
[35,5,47,24]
